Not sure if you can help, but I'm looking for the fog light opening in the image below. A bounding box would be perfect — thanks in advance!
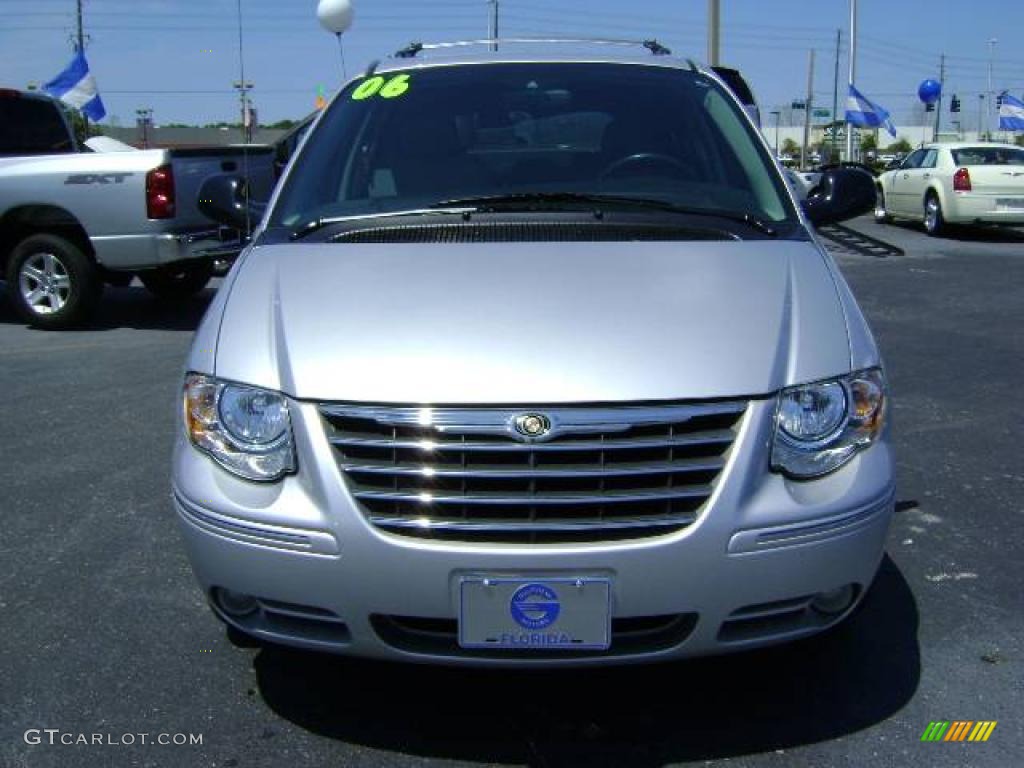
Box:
[810,584,856,616]
[216,588,259,618]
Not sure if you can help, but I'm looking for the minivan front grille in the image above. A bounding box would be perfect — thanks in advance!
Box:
[319,401,746,543]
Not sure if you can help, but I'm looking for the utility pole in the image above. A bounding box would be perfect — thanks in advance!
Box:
[76,0,85,53]
[934,54,945,142]
[235,0,250,143]
[801,49,815,171]
[76,0,88,133]
[845,0,858,161]
[832,29,841,163]
[708,0,721,65]
[489,0,499,51]
[233,81,254,142]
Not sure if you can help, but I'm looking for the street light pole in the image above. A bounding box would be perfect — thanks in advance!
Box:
[832,29,841,162]
[708,0,721,66]
[986,38,997,139]
[845,0,858,161]
[489,0,500,51]
[801,49,816,171]
[135,108,153,148]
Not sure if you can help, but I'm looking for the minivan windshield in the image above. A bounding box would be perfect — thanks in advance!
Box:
[271,62,795,231]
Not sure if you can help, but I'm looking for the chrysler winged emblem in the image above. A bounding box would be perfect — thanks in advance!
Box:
[513,413,552,440]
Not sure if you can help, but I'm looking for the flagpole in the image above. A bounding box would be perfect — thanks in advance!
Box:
[845,0,857,161]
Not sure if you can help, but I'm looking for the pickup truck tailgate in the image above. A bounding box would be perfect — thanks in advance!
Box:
[170,146,274,229]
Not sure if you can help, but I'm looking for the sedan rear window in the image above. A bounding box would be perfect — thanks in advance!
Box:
[951,147,1024,166]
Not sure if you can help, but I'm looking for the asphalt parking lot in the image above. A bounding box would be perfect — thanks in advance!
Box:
[1,217,1021,768]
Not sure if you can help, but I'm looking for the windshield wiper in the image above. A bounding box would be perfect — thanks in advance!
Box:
[432,193,778,236]
[290,207,476,241]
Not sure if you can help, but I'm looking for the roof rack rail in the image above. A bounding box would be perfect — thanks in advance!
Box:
[394,37,673,59]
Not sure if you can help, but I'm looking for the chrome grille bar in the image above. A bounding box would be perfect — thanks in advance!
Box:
[352,486,715,506]
[328,429,736,452]
[341,457,725,479]
[320,400,746,543]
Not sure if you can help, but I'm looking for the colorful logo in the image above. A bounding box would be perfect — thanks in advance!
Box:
[921,721,997,742]
[509,583,561,630]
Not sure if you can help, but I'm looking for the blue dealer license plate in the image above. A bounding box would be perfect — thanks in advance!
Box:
[458,577,612,650]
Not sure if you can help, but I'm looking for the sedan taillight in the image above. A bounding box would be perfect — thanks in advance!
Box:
[146,165,176,219]
[953,167,971,192]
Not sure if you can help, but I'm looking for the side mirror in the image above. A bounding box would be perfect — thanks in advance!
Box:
[801,166,877,227]
[197,174,264,233]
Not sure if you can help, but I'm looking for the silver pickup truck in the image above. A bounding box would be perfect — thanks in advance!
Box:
[0,88,273,328]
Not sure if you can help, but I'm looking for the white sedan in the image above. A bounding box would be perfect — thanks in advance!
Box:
[874,142,1024,236]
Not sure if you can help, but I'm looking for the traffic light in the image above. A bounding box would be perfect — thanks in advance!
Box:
[996,93,1004,108]
[951,95,961,113]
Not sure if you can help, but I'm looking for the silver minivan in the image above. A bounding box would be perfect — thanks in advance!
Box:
[175,44,892,665]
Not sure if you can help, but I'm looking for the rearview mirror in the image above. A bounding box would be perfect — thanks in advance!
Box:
[198,174,265,233]
[801,166,877,227]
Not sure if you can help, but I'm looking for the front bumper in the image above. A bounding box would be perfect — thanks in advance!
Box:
[171,398,896,666]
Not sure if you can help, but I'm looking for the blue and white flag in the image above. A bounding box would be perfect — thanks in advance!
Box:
[43,50,106,122]
[845,84,896,137]
[998,92,1024,132]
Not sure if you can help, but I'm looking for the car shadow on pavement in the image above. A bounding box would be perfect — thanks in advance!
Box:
[882,220,1024,244]
[0,283,215,332]
[253,554,919,766]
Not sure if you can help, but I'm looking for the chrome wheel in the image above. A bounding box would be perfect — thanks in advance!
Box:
[873,192,890,223]
[18,252,72,315]
[924,198,938,232]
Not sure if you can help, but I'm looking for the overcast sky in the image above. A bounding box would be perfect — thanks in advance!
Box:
[3,0,1021,130]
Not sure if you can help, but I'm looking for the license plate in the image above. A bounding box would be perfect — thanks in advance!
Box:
[996,197,1024,210]
[458,577,611,650]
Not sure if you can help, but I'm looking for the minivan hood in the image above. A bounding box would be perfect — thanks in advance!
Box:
[214,241,851,403]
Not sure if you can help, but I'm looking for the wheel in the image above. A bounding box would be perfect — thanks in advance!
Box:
[139,260,214,300]
[923,193,946,237]
[5,233,101,329]
[599,152,692,181]
[873,189,892,224]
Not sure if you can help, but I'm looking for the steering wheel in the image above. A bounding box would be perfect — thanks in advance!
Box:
[599,152,692,181]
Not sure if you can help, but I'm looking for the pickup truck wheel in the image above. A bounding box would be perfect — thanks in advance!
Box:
[6,234,101,329]
[139,260,214,300]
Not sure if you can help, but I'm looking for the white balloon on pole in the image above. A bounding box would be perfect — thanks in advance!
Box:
[317,0,354,35]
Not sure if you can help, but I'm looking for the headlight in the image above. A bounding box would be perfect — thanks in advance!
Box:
[183,373,296,481]
[771,368,887,478]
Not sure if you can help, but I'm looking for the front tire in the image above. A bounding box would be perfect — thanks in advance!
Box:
[139,260,214,300]
[5,233,101,329]
[924,193,946,237]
